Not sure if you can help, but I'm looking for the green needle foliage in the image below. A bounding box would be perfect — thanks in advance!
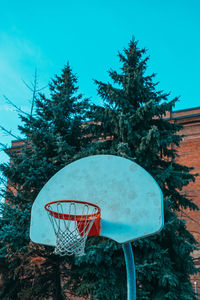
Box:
[0,40,199,300]
[70,39,199,299]
[0,63,91,299]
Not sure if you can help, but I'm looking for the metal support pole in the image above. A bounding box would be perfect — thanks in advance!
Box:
[194,281,197,295]
[122,242,136,300]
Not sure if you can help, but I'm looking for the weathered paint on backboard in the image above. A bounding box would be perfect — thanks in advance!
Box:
[30,155,164,245]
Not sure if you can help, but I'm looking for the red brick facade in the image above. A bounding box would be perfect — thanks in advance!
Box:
[166,107,200,295]
[5,106,200,296]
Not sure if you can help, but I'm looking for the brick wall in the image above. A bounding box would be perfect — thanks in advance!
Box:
[4,107,200,297]
[168,107,200,296]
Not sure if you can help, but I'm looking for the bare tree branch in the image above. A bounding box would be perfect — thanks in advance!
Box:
[0,142,7,149]
[30,69,38,118]
[3,95,30,116]
[0,125,21,140]
[22,79,34,92]
[3,70,48,121]
[22,78,47,93]
[22,69,48,118]
[0,142,8,153]
[37,85,48,92]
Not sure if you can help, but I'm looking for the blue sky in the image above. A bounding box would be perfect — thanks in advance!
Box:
[0,0,200,164]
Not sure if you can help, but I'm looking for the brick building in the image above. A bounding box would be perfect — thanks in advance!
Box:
[3,106,200,297]
[165,107,200,295]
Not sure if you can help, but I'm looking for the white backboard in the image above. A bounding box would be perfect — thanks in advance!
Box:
[30,155,164,245]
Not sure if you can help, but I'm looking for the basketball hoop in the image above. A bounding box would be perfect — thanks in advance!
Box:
[44,200,101,257]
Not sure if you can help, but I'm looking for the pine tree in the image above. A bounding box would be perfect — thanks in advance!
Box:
[0,42,199,300]
[0,63,90,299]
[70,40,199,299]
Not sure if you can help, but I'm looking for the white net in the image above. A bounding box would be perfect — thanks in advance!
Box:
[45,201,99,257]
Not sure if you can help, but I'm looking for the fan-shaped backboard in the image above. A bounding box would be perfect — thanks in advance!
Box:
[30,155,164,245]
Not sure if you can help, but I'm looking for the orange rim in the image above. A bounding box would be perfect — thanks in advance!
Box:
[44,200,101,221]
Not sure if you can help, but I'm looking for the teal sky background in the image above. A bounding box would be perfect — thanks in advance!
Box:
[0,0,200,164]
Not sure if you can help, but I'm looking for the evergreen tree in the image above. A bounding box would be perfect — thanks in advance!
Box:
[69,40,199,299]
[0,63,90,299]
[0,41,199,300]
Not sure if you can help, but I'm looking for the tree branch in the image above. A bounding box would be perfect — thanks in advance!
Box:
[0,125,21,140]
[3,95,30,116]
